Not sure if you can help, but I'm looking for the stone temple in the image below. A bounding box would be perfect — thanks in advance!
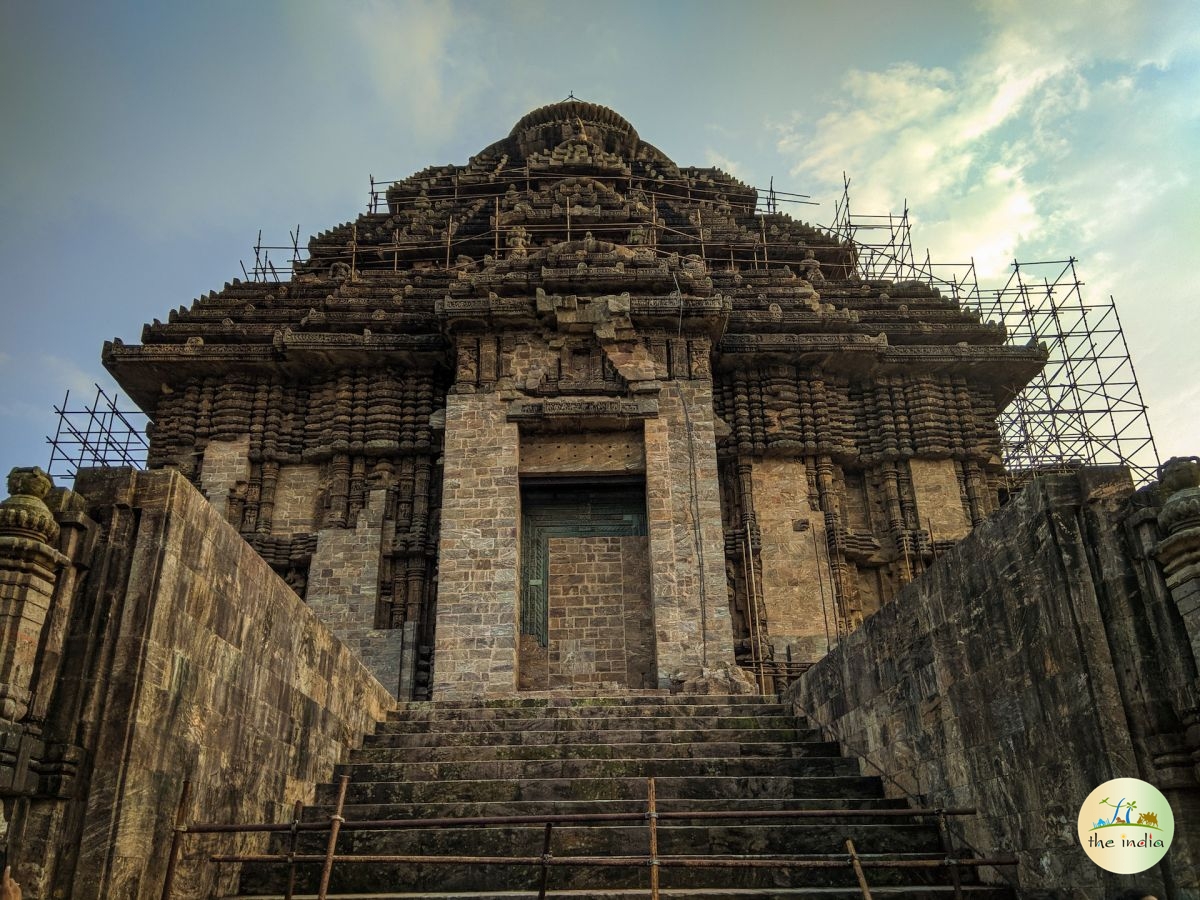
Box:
[106,100,1042,699]
[0,102,1196,898]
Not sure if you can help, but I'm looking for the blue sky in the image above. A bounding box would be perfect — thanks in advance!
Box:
[2,0,1197,481]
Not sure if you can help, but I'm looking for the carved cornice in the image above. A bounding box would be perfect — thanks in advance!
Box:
[0,468,58,545]
[508,396,659,424]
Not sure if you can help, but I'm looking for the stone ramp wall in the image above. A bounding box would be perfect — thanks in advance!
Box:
[789,469,1200,900]
[20,468,395,899]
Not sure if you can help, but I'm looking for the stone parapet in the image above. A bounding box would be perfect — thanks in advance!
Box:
[1,467,395,899]
[789,468,1200,900]
[0,468,67,724]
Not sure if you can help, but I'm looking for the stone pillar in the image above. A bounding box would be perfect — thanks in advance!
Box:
[432,393,521,698]
[306,488,402,696]
[0,468,67,723]
[1156,456,1200,666]
[644,383,748,692]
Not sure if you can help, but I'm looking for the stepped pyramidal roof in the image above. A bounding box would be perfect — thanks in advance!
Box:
[105,99,1043,421]
[101,101,1048,698]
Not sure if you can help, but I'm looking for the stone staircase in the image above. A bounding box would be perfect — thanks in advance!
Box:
[232,694,1013,898]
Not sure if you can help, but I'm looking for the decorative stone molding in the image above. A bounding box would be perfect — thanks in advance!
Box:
[1155,455,1200,668]
[0,467,59,545]
[0,467,68,724]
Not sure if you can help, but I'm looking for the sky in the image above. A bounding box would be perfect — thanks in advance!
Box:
[1,0,1197,484]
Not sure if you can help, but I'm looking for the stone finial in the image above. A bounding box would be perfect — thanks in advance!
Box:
[1158,456,1200,536]
[1154,456,1200,670]
[0,467,59,545]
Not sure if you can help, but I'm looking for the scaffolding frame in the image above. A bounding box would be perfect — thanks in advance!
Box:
[46,384,150,481]
[88,169,1158,488]
[825,175,1159,486]
[241,225,304,283]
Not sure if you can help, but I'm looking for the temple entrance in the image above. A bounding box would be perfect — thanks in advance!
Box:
[518,478,654,690]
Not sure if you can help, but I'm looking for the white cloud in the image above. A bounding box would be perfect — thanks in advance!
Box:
[776,0,1200,464]
[705,149,744,179]
[346,0,481,143]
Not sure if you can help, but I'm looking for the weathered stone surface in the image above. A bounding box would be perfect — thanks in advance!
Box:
[270,463,321,535]
[790,470,1200,900]
[0,468,67,727]
[33,468,395,899]
[645,382,737,685]
[237,694,1009,898]
[518,430,645,475]
[752,457,831,660]
[539,535,652,689]
[1155,455,1200,666]
[908,457,971,540]
[433,393,520,698]
[198,433,249,519]
[306,487,404,694]
[100,101,1042,697]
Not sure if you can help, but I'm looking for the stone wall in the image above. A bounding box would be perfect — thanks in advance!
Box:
[271,463,322,535]
[306,487,404,695]
[519,431,645,476]
[644,382,738,685]
[542,535,652,689]
[5,468,394,899]
[908,457,971,540]
[752,457,831,661]
[433,393,521,698]
[788,469,1200,900]
[198,434,249,517]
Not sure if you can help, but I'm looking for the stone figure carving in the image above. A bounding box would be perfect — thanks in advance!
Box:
[798,249,824,283]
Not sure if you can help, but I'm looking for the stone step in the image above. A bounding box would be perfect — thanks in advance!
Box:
[296,796,915,824]
[238,851,967,894]
[333,756,861,784]
[352,739,841,763]
[366,726,819,748]
[318,774,886,806]
[396,693,781,711]
[386,703,791,722]
[376,714,801,734]
[283,822,944,858]
[235,696,1012,899]
[232,889,1011,900]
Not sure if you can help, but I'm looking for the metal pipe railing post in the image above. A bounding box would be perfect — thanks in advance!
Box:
[316,775,350,900]
[845,837,873,900]
[284,799,304,900]
[937,809,964,900]
[647,778,660,900]
[159,780,192,900]
[536,822,554,900]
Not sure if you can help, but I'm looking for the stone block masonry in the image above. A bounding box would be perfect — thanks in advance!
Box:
[908,457,971,540]
[307,487,404,695]
[752,457,831,661]
[789,469,1200,899]
[198,433,249,520]
[543,535,653,689]
[11,468,395,899]
[644,381,738,685]
[432,393,521,698]
[271,463,321,535]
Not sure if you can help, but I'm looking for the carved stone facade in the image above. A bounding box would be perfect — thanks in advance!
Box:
[104,102,1044,698]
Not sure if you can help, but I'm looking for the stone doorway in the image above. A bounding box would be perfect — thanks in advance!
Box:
[518,479,654,690]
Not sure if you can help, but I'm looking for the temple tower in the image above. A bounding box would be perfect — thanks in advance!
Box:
[104,102,1043,699]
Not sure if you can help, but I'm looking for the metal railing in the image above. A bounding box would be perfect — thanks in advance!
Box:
[162,776,1016,900]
